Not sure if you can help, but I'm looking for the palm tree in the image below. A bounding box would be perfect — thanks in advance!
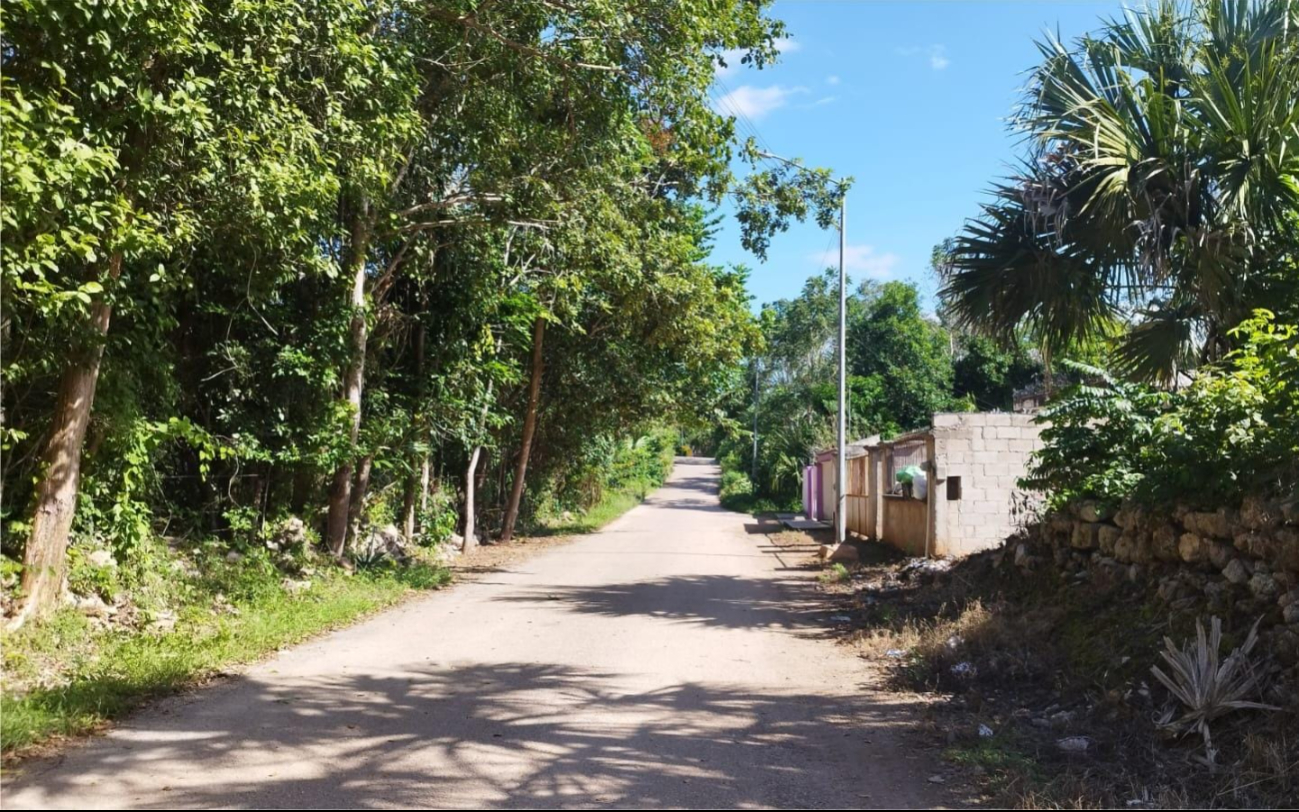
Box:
[941,0,1299,382]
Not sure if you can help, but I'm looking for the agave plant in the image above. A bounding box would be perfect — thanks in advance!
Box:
[942,0,1299,383]
[1151,616,1277,765]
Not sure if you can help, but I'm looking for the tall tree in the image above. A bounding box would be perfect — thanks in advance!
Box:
[941,0,1299,382]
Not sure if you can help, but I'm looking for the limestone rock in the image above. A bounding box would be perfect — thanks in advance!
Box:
[1151,525,1180,562]
[1114,534,1136,564]
[1114,503,1146,532]
[1014,543,1031,568]
[1223,558,1250,585]
[1207,541,1236,571]
[1178,533,1209,565]
[829,543,860,564]
[1275,527,1299,572]
[1186,509,1235,540]
[1077,501,1113,523]
[1250,571,1280,601]
[1240,496,1282,531]
[75,594,115,619]
[147,609,177,632]
[1097,525,1122,555]
[274,517,308,551]
[1071,522,1104,550]
[86,549,117,568]
[1236,530,1278,561]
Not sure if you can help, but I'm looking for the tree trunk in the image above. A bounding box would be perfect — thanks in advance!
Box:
[419,453,431,515]
[463,445,483,551]
[461,380,494,552]
[10,253,123,628]
[499,316,545,543]
[325,207,372,556]
[347,453,373,539]
[401,476,418,542]
[402,320,426,542]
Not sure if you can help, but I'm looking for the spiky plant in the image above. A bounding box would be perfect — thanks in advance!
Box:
[1151,616,1277,765]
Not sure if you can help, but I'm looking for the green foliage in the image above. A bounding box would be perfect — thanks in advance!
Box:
[1024,312,1299,509]
[0,0,850,750]
[1022,362,1167,510]
[65,546,120,603]
[1,0,835,603]
[820,563,850,584]
[953,333,1042,412]
[849,281,959,430]
[718,274,966,506]
[718,468,756,511]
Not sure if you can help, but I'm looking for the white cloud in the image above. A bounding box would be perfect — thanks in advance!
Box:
[808,244,901,279]
[826,74,841,85]
[713,84,807,120]
[896,44,950,71]
[773,36,800,54]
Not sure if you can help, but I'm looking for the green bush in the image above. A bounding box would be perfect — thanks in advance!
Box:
[1025,311,1299,510]
[720,469,754,502]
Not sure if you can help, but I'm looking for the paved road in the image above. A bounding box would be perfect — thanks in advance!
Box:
[7,459,947,809]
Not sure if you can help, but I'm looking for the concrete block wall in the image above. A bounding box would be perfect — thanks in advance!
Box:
[930,412,1043,557]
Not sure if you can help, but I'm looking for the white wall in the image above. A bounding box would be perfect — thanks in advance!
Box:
[930,412,1044,557]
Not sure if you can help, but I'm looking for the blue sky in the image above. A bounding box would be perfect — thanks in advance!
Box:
[708,0,1122,310]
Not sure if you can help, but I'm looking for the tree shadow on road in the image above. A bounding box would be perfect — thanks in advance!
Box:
[494,574,833,633]
[10,661,955,809]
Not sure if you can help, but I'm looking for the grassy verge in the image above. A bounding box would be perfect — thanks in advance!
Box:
[532,475,663,536]
[1,555,450,759]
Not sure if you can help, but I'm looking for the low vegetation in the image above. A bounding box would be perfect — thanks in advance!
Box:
[1025,313,1299,513]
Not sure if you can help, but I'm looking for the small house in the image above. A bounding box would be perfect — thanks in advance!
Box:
[805,412,1044,557]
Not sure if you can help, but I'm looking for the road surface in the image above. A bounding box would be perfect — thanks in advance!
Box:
[6,458,948,809]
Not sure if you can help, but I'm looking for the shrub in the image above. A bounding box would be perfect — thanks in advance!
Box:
[719,469,754,508]
[1024,312,1298,510]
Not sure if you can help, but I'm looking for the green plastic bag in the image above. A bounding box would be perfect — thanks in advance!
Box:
[896,465,923,485]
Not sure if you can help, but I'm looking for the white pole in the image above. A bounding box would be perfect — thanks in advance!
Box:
[752,358,760,483]
[836,193,847,546]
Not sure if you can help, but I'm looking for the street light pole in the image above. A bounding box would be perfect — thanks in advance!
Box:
[752,356,760,483]
[836,193,847,546]
[754,150,848,547]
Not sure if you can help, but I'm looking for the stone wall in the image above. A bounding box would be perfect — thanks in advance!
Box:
[1021,495,1299,653]
[931,412,1044,557]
